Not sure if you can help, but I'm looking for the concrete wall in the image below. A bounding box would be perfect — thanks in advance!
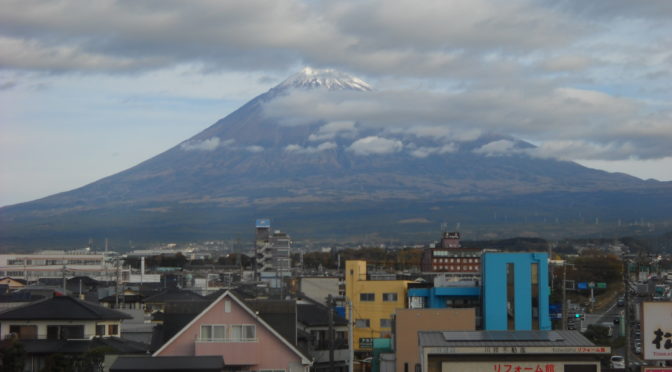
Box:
[395,308,476,372]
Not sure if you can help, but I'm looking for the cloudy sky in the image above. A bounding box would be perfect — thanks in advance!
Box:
[1,0,672,206]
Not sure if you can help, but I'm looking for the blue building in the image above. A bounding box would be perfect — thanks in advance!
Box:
[407,279,480,309]
[482,252,551,331]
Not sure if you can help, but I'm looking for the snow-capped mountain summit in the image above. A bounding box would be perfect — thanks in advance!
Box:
[275,67,373,91]
[1,68,670,250]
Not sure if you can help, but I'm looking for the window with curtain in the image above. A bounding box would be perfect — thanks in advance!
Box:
[230,324,256,342]
[200,324,226,341]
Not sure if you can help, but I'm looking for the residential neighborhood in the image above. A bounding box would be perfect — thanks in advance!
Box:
[0,227,671,371]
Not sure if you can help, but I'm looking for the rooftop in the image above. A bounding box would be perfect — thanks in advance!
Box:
[0,295,132,321]
[419,330,596,348]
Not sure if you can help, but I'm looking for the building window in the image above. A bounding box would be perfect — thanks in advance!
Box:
[531,262,540,329]
[9,325,37,340]
[355,319,370,328]
[47,325,84,340]
[360,293,375,301]
[383,293,398,302]
[380,318,392,328]
[95,325,105,336]
[230,324,256,342]
[507,263,515,330]
[108,324,119,336]
[224,300,231,313]
[200,324,226,341]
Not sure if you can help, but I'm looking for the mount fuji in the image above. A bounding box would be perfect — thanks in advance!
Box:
[1,68,671,250]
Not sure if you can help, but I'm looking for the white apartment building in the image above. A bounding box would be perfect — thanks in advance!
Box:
[0,250,127,282]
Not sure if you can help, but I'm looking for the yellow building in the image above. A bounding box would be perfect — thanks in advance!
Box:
[345,260,410,351]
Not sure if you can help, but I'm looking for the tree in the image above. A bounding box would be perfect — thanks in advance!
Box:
[583,324,619,347]
[77,347,114,372]
[0,338,26,372]
[41,353,71,372]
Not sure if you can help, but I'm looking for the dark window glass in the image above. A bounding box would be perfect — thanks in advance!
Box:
[507,263,515,330]
[360,293,375,301]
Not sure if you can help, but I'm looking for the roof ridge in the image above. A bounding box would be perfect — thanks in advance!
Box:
[0,294,53,316]
[68,295,115,318]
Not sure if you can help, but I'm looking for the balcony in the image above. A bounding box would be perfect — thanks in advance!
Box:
[195,339,260,365]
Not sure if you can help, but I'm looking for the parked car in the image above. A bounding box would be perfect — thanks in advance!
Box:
[611,356,625,369]
[617,297,625,307]
[635,342,641,354]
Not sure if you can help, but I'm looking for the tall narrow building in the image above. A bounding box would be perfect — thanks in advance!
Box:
[254,219,292,285]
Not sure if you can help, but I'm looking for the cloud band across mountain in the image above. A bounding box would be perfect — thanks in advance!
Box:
[262,86,672,162]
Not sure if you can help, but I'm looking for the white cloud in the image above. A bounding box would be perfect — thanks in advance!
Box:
[525,140,637,161]
[263,84,672,162]
[347,136,403,156]
[473,140,518,157]
[285,142,337,154]
[409,143,458,158]
[180,136,221,151]
[246,145,264,153]
[308,121,357,141]
[539,55,593,72]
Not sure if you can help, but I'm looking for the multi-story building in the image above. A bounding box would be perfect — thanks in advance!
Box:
[344,260,410,353]
[421,232,482,275]
[0,250,127,282]
[407,275,480,310]
[255,219,292,284]
[409,252,551,331]
[482,252,551,330]
[419,330,610,372]
[395,307,476,372]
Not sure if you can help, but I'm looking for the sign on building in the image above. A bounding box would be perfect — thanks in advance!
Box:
[256,219,271,228]
[359,337,373,349]
[441,362,598,372]
[642,302,672,360]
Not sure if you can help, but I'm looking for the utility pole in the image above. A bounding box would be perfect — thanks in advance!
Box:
[328,295,335,371]
[115,257,120,308]
[624,257,631,372]
[562,262,567,330]
[62,263,67,295]
[347,298,354,372]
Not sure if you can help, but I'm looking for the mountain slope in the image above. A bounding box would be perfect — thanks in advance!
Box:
[1,68,671,250]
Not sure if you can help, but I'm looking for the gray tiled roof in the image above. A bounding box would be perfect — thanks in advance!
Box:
[143,288,204,303]
[21,337,149,354]
[0,295,132,320]
[298,303,348,327]
[419,330,595,347]
[111,356,225,371]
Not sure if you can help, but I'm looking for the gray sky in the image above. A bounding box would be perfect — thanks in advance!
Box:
[1,0,671,206]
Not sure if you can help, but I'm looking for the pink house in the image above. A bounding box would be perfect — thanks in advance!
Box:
[153,290,312,372]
